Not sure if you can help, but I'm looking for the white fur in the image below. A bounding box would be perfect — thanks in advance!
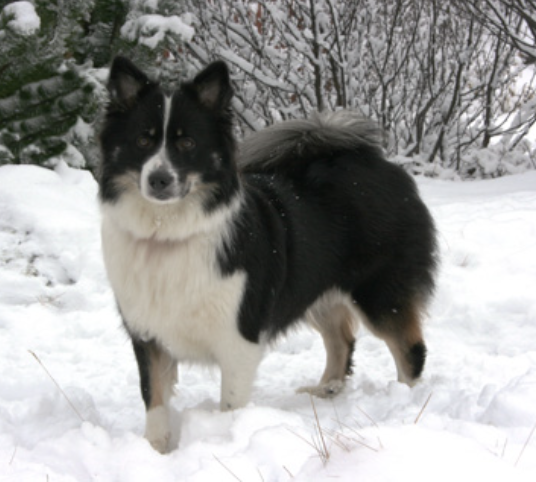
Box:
[145,406,171,453]
[139,97,181,203]
[163,96,172,133]
[102,189,245,355]
[218,338,264,410]
[101,177,266,410]
[305,289,359,333]
[102,171,241,242]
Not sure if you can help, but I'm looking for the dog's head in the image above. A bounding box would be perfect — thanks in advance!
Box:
[99,57,238,211]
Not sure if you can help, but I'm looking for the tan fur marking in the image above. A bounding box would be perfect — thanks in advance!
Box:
[318,304,354,383]
[302,290,359,396]
[148,345,177,409]
[365,300,425,384]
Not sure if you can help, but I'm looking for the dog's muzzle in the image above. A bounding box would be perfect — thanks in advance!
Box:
[143,167,190,203]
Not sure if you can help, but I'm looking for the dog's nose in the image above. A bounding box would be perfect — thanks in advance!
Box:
[148,169,173,192]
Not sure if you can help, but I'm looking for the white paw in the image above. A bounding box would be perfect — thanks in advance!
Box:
[144,406,171,453]
[147,433,170,454]
[297,379,345,398]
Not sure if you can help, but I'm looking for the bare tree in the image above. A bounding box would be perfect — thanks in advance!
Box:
[455,0,536,63]
[182,0,535,176]
[453,0,536,152]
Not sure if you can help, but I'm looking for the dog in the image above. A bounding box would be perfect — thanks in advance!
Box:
[99,57,437,453]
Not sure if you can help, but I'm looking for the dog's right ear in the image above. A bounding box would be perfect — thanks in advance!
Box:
[107,56,153,105]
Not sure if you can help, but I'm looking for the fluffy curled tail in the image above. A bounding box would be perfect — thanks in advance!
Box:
[238,110,384,173]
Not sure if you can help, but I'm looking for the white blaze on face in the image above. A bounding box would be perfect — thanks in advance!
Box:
[140,96,180,203]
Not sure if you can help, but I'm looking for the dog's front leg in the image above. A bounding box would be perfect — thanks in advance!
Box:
[132,338,177,453]
[217,338,264,411]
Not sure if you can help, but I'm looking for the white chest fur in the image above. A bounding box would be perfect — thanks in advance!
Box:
[100,196,246,363]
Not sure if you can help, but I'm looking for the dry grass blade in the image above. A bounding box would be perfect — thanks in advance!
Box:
[501,438,508,459]
[9,446,17,465]
[283,465,294,479]
[515,422,536,467]
[355,406,384,449]
[333,418,366,441]
[287,397,331,465]
[28,350,84,422]
[414,392,433,424]
[356,405,379,429]
[325,428,352,452]
[310,395,330,464]
[213,454,243,482]
[287,427,319,452]
[257,467,265,482]
[332,428,380,453]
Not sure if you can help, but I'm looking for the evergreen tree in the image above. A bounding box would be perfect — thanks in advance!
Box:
[0,1,97,167]
[114,0,194,90]
[0,0,194,169]
[74,0,128,68]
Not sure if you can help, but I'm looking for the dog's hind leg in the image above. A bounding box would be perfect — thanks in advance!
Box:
[299,291,358,398]
[132,338,177,453]
[359,298,427,385]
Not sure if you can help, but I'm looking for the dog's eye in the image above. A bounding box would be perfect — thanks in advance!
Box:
[136,136,153,149]
[177,137,196,151]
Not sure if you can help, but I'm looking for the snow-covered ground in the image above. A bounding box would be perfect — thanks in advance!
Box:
[0,163,535,481]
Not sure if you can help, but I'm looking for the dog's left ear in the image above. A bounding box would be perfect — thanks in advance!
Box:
[193,61,233,111]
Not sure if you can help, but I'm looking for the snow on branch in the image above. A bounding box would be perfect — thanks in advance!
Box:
[1,1,40,36]
[121,14,194,49]
[180,0,536,176]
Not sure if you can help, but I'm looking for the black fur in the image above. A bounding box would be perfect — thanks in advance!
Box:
[131,338,153,409]
[408,341,427,379]
[346,340,356,376]
[221,150,437,344]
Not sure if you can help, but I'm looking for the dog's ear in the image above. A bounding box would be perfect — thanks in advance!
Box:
[107,56,153,105]
[193,61,233,111]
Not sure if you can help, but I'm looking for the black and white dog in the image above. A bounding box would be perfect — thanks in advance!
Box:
[99,57,437,452]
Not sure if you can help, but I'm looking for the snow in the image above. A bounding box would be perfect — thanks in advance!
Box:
[2,1,40,36]
[0,163,535,481]
[121,14,194,49]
